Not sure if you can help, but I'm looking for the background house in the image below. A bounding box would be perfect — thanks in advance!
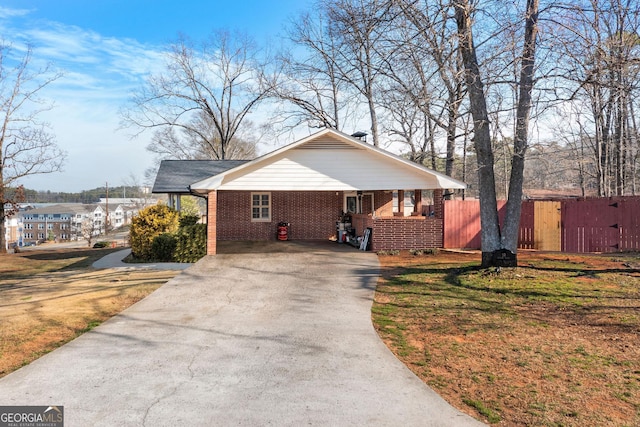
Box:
[152,160,249,210]
[20,204,86,244]
[3,210,22,250]
[17,202,144,245]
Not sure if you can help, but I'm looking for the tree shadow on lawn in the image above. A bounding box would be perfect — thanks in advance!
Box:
[18,248,122,271]
[377,263,640,331]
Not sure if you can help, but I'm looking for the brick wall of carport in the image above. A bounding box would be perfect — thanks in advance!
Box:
[216,190,343,241]
[350,189,444,251]
[206,189,446,255]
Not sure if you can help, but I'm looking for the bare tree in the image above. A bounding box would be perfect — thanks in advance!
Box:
[323,0,397,147]
[272,12,358,132]
[146,112,258,161]
[122,30,272,160]
[382,86,438,165]
[79,217,100,248]
[454,0,540,267]
[389,0,467,179]
[0,44,65,253]
[554,0,640,197]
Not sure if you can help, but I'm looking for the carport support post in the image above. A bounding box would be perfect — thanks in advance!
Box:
[207,190,217,255]
[434,189,444,218]
[414,190,422,215]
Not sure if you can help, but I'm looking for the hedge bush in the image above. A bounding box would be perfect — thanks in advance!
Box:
[174,224,207,263]
[151,233,178,262]
[179,214,200,228]
[129,204,180,260]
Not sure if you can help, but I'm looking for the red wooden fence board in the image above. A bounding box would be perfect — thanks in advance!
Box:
[443,200,481,249]
[519,200,535,249]
[443,200,507,249]
[444,196,640,253]
[563,197,636,253]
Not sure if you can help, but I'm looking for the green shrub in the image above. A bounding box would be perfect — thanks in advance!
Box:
[129,204,180,260]
[151,233,177,262]
[179,214,200,228]
[174,224,207,263]
[93,241,111,248]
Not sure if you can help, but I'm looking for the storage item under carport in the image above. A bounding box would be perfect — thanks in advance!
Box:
[277,222,290,241]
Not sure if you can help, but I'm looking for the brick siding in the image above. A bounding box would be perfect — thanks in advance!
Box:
[369,216,443,251]
[216,191,343,241]
[207,190,218,255]
[208,189,444,253]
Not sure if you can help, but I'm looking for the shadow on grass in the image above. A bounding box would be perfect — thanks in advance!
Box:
[19,248,123,271]
[376,261,640,333]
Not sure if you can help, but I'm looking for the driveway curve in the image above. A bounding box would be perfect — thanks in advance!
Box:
[0,241,484,426]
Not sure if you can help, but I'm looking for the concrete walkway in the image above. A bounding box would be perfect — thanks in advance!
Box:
[0,242,484,426]
[92,248,192,270]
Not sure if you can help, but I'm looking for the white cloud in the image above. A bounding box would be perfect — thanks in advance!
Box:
[1,8,166,191]
[0,6,31,19]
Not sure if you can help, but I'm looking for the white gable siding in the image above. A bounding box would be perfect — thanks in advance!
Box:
[190,129,466,192]
[217,147,440,191]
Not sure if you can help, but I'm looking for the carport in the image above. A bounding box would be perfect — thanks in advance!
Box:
[180,129,466,254]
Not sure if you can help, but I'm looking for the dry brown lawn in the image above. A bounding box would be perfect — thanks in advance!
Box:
[373,250,640,426]
[0,248,181,377]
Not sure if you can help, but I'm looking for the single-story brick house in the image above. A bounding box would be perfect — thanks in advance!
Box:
[152,128,466,254]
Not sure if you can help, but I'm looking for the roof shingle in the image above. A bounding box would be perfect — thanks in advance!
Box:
[152,160,250,194]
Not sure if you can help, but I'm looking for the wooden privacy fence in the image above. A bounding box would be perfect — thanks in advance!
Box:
[444,196,640,253]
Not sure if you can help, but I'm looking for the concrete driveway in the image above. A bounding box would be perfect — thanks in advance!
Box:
[0,241,484,426]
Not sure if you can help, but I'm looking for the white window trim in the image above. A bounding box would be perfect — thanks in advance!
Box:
[251,192,271,222]
[344,192,357,214]
[344,191,374,215]
[392,190,417,216]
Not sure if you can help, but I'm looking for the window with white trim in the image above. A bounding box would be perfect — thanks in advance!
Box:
[344,191,374,215]
[392,190,416,216]
[251,192,271,222]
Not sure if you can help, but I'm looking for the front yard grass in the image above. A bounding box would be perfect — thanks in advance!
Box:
[0,248,181,378]
[373,250,640,426]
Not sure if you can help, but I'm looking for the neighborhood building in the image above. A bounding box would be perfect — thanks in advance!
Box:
[153,128,466,254]
[20,204,87,244]
[13,202,143,246]
[3,215,21,250]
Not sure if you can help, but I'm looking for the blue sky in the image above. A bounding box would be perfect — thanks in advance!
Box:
[0,0,312,192]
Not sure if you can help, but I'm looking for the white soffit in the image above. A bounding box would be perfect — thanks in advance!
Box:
[190,129,466,192]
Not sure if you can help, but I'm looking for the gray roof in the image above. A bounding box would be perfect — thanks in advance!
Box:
[21,203,92,215]
[152,160,250,194]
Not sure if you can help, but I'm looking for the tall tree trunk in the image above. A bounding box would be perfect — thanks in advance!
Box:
[455,0,539,266]
[629,99,639,195]
[454,0,501,267]
[445,86,462,178]
[502,0,539,253]
[367,90,380,147]
[0,180,6,254]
